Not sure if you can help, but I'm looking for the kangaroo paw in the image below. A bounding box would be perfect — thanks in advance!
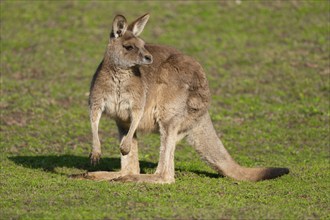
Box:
[89,151,101,165]
[120,137,132,155]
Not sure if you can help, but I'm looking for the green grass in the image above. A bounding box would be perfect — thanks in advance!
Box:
[1,0,329,219]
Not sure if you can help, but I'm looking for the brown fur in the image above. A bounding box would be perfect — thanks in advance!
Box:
[73,14,289,183]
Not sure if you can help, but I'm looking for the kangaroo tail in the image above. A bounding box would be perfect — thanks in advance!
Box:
[187,113,289,181]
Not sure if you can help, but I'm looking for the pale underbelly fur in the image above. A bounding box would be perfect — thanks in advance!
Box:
[103,93,157,133]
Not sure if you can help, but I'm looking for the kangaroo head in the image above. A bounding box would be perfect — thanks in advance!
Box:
[107,13,153,69]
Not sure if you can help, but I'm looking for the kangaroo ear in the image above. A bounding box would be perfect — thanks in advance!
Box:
[128,13,150,37]
[111,15,127,39]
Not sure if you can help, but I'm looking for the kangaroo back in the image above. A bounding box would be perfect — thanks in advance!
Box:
[187,113,289,181]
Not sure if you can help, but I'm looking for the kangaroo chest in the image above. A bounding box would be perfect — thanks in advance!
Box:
[104,73,144,122]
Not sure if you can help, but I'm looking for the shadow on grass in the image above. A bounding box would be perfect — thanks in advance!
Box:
[8,155,221,178]
[8,155,157,175]
[175,167,221,179]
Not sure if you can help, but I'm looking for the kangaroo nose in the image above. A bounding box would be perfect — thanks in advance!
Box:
[144,55,153,63]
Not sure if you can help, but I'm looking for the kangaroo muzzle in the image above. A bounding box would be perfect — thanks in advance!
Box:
[143,54,153,64]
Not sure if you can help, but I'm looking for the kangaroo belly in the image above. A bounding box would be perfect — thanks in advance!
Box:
[138,104,159,133]
[104,92,132,122]
[105,96,158,133]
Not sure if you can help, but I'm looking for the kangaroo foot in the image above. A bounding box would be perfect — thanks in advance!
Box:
[112,174,175,184]
[70,171,122,181]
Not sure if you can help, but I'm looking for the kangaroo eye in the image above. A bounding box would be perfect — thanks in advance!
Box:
[123,45,134,51]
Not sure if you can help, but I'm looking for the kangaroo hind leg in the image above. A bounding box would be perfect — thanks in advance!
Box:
[113,122,180,184]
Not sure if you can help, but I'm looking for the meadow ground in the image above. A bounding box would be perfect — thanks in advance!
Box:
[1,1,329,219]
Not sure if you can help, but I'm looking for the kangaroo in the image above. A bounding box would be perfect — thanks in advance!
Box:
[78,13,289,183]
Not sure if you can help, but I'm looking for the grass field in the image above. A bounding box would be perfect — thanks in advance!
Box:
[1,1,329,219]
